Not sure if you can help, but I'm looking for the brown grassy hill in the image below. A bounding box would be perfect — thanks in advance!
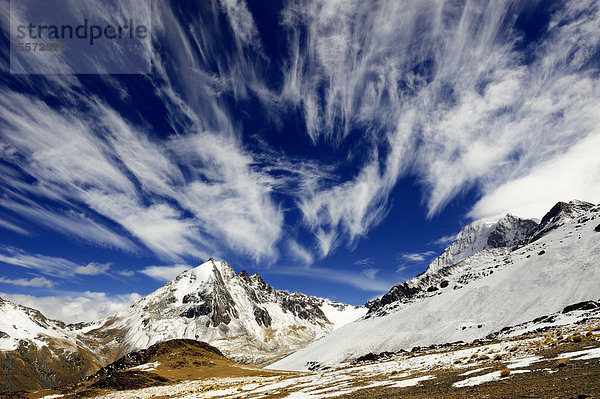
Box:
[18,339,284,399]
[0,338,102,393]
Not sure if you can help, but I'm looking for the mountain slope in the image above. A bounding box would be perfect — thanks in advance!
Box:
[367,213,539,316]
[81,259,366,366]
[0,298,102,391]
[271,201,600,371]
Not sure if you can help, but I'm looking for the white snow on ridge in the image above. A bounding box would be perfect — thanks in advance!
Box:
[0,299,70,351]
[320,302,367,331]
[270,206,600,371]
[453,369,530,388]
[427,218,498,274]
[128,361,161,371]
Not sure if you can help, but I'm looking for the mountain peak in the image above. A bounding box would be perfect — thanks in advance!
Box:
[529,200,595,242]
[539,200,594,227]
[182,259,236,282]
[90,258,365,366]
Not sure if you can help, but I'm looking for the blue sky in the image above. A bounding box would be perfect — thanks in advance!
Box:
[0,0,599,323]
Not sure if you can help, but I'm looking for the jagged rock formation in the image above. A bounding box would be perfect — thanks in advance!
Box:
[0,261,365,392]
[528,200,595,242]
[78,259,365,366]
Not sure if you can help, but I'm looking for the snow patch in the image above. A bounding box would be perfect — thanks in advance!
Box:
[128,361,160,371]
[453,369,530,388]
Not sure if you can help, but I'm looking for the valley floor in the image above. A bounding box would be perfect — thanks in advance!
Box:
[15,318,600,399]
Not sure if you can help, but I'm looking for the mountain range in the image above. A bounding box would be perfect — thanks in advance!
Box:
[1,199,599,392]
[0,260,365,391]
[271,200,600,370]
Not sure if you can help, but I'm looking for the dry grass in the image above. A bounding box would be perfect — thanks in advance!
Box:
[500,368,511,377]
[263,329,276,342]
[555,359,569,368]
[568,334,582,343]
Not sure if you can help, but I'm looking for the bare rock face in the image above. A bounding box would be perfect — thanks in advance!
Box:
[487,213,538,248]
[0,260,366,392]
[273,201,600,371]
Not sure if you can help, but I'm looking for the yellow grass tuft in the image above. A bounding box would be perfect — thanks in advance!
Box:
[500,368,511,377]
[568,334,582,343]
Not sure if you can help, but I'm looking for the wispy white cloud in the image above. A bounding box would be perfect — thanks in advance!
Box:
[169,133,284,262]
[1,0,598,269]
[400,251,437,262]
[430,234,457,247]
[287,239,314,266]
[354,258,373,267]
[0,291,142,323]
[360,267,379,281]
[139,264,191,282]
[0,217,30,236]
[469,131,600,220]
[0,247,108,279]
[0,0,283,264]
[0,196,137,252]
[278,0,600,254]
[0,276,54,288]
[219,0,262,49]
[0,88,283,263]
[271,265,391,292]
[73,262,111,276]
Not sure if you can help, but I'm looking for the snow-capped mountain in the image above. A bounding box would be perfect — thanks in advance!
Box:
[366,213,539,316]
[271,200,600,371]
[426,213,539,274]
[0,298,101,391]
[82,259,366,365]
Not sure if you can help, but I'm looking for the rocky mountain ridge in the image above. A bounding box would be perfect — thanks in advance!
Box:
[1,199,596,391]
[366,200,594,317]
[0,298,102,392]
[79,259,365,366]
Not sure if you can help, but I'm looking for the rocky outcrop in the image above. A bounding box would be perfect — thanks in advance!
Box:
[528,200,595,242]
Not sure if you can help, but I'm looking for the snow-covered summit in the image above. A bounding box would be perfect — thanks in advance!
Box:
[84,258,366,365]
[528,200,595,242]
[0,297,69,352]
[427,213,538,275]
[366,212,539,316]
